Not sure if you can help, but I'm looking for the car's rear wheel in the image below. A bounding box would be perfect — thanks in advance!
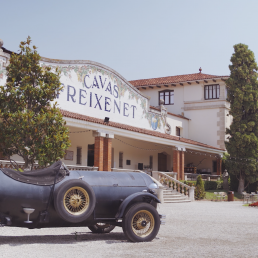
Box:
[54,179,96,223]
[88,223,116,233]
[122,203,160,242]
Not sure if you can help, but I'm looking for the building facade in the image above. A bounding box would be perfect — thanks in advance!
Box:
[0,40,228,180]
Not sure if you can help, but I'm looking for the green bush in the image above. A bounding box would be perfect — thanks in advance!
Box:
[195,175,206,200]
[204,181,222,190]
[204,181,217,190]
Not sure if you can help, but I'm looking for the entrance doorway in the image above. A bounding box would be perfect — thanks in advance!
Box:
[87,144,94,166]
[158,152,167,172]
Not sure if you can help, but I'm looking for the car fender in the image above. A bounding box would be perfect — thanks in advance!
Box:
[115,192,160,219]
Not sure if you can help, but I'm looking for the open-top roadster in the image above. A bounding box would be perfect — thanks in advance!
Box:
[0,160,164,242]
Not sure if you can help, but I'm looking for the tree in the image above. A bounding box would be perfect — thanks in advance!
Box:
[0,37,70,169]
[195,175,205,200]
[225,43,258,193]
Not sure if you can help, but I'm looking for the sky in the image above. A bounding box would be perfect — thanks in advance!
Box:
[1,0,258,81]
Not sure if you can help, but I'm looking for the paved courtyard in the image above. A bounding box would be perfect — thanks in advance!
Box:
[1,201,258,258]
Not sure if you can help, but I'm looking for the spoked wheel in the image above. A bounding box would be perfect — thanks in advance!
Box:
[88,223,116,233]
[122,203,160,242]
[54,179,96,223]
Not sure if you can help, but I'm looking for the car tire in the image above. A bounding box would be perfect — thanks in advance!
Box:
[54,179,96,223]
[88,223,116,233]
[122,203,160,242]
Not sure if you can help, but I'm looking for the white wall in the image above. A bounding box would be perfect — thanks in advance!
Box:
[166,114,189,138]
[186,108,219,148]
[142,85,185,116]
[112,137,174,171]
[139,80,229,149]
[63,127,94,166]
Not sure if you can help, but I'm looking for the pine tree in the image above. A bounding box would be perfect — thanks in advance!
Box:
[0,37,70,169]
[225,43,258,193]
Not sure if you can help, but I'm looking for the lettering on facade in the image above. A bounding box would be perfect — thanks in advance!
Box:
[58,74,137,119]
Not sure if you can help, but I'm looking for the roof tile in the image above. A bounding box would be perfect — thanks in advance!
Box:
[60,109,224,151]
[129,73,229,87]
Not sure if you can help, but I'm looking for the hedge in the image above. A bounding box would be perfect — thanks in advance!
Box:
[183,180,223,190]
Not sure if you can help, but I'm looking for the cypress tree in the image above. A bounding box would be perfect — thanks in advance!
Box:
[195,175,205,200]
[225,43,258,193]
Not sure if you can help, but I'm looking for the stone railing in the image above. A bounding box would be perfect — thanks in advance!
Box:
[0,160,98,171]
[156,171,195,201]
[66,165,98,171]
[0,160,42,170]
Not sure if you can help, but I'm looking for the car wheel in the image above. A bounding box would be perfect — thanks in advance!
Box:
[54,179,96,223]
[88,223,116,233]
[122,203,160,242]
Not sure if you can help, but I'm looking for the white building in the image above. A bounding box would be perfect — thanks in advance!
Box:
[0,40,228,180]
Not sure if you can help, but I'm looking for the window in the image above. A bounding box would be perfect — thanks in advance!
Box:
[87,144,94,166]
[213,161,217,173]
[176,127,181,136]
[76,147,82,164]
[119,152,123,168]
[204,85,220,100]
[64,150,74,161]
[159,90,174,105]
[138,163,143,170]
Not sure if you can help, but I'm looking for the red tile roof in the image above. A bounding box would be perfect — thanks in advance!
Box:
[129,73,229,87]
[60,109,224,151]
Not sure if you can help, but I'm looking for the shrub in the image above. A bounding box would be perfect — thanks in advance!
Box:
[204,181,222,190]
[195,175,206,200]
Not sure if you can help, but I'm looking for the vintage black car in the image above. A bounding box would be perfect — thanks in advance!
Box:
[0,160,164,242]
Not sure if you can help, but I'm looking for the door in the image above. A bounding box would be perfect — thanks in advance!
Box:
[87,144,94,166]
[158,152,167,172]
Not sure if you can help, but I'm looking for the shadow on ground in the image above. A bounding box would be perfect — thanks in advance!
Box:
[0,232,128,246]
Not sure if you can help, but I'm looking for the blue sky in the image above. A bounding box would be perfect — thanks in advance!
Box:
[1,0,258,80]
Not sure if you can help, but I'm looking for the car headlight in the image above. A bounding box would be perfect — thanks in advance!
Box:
[148,182,158,195]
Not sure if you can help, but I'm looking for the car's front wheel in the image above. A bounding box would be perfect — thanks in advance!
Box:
[122,203,160,242]
[88,223,115,233]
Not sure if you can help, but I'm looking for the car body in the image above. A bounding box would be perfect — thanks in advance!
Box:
[0,161,164,242]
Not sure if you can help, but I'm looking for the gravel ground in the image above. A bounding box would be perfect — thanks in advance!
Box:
[1,201,258,258]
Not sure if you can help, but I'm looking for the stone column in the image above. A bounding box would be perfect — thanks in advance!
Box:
[173,150,180,178]
[180,151,185,181]
[94,136,104,171]
[189,186,195,201]
[217,158,222,175]
[103,134,114,171]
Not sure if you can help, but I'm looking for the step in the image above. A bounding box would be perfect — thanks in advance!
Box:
[163,192,187,196]
[163,195,188,199]
[163,191,184,194]
[164,196,188,200]
[163,198,188,201]
[164,199,191,203]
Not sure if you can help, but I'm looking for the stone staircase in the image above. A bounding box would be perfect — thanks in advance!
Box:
[163,188,191,203]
